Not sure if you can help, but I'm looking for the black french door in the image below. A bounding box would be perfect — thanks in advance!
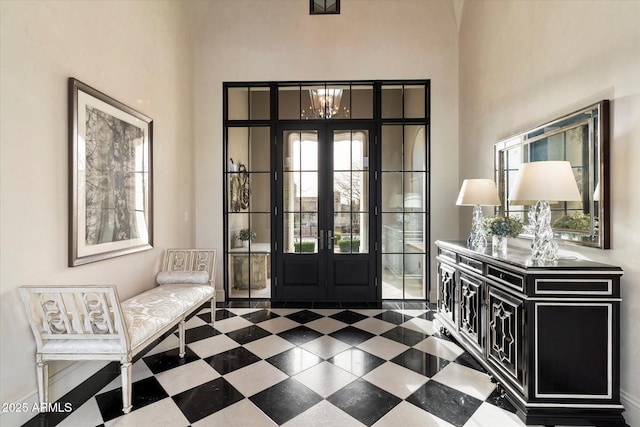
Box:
[274,122,377,301]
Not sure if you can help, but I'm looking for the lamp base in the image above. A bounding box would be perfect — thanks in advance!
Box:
[531,200,558,262]
[467,205,487,252]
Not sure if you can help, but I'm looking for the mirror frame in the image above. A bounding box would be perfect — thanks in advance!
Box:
[494,100,610,249]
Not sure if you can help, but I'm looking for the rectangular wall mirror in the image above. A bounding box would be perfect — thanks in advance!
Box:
[494,100,610,248]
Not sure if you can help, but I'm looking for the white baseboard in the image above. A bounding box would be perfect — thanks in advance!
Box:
[0,360,108,426]
[621,389,640,427]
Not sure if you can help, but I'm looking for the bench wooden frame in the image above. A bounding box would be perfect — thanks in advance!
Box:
[19,249,216,415]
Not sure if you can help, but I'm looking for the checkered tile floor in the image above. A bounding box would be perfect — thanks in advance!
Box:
[30,304,534,427]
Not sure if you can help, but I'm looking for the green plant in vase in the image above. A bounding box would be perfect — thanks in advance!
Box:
[237,228,256,248]
[482,216,523,256]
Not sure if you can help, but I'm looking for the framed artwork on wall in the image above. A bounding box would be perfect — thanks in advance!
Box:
[69,78,153,266]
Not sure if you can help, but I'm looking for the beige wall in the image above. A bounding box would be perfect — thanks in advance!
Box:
[191,0,461,301]
[0,1,194,424]
[459,1,640,424]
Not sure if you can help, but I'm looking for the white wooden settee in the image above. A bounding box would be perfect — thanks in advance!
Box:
[19,249,216,415]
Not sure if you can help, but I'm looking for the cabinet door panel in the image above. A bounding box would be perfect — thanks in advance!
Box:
[437,262,456,327]
[487,286,524,390]
[459,273,483,354]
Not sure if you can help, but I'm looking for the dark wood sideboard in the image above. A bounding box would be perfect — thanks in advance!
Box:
[434,240,626,427]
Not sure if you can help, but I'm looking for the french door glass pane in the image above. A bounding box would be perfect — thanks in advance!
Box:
[333,130,368,255]
[284,130,318,254]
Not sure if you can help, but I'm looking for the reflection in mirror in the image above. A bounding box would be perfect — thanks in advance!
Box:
[495,100,609,248]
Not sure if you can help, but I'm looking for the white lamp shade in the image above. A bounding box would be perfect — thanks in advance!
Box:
[456,179,501,206]
[508,161,582,203]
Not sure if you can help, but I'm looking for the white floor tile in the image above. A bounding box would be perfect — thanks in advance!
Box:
[243,334,295,359]
[187,334,240,359]
[283,400,365,427]
[413,336,465,361]
[357,336,409,360]
[373,401,456,427]
[300,335,351,359]
[100,359,154,393]
[193,399,277,427]
[258,316,301,334]
[145,334,180,356]
[184,315,207,329]
[57,397,103,427]
[212,316,254,333]
[401,317,436,335]
[104,398,190,427]
[155,359,220,396]
[305,317,348,334]
[224,360,288,397]
[432,363,496,401]
[352,317,397,335]
[293,361,357,397]
[363,362,429,399]
[463,402,527,427]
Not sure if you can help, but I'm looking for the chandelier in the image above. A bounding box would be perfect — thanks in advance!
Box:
[305,88,343,119]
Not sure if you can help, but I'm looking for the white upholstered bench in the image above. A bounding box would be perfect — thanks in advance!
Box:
[19,249,216,415]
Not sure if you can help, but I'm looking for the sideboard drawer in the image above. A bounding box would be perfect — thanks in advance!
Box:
[487,265,523,291]
[459,255,483,273]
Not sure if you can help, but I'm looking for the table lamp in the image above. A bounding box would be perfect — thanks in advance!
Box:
[456,179,501,251]
[509,161,581,262]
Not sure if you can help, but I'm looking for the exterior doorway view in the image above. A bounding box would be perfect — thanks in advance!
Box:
[224,81,429,303]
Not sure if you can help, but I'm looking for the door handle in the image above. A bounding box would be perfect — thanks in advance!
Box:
[318,230,324,250]
[327,230,334,250]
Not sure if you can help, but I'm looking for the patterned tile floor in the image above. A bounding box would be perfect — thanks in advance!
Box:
[25,302,539,427]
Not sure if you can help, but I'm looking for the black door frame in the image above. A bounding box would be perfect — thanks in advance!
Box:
[222,80,431,302]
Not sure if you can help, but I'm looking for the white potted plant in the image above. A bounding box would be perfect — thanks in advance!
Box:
[237,228,256,248]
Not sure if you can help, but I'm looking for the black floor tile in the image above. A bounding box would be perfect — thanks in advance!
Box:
[327,348,385,377]
[329,325,375,346]
[197,309,236,323]
[374,310,412,325]
[241,309,279,323]
[172,377,244,424]
[327,378,401,425]
[142,347,200,374]
[226,325,272,345]
[249,378,323,425]
[391,348,450,377]
[95,376,168,422]
[203,347,261,374]
[453,352,486,373]
[418,310,437,321]
[285,309,324,324]
[266,347,322,376]
[381,326,428,346]
[406,380,482,427]
[329,310,368,324]
[277,325,323,345]
[180,324,220,344]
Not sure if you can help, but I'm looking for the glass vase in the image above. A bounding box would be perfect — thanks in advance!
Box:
[492,235,507,257]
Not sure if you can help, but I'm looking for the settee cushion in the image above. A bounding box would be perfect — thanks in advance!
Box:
[156,271,210,285]
[121,284,214,349]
